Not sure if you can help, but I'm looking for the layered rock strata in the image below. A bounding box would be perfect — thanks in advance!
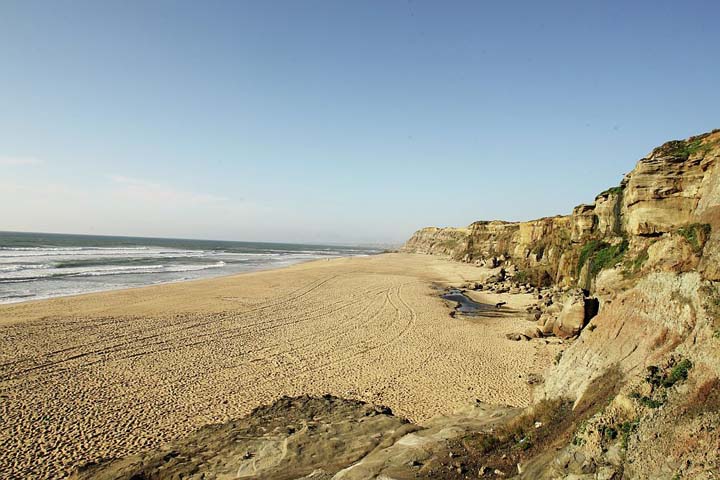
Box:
[402,130,720,289]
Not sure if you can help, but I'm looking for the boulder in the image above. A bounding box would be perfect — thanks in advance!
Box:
[538,313,557,335]
[552,292,599,339]
[505,333,530,341]
[524,327,544,339]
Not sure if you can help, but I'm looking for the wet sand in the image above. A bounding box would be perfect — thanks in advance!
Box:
[0,253,558,478]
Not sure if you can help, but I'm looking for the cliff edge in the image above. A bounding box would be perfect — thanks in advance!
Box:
[402,129,720,479]
[402,129,720,288]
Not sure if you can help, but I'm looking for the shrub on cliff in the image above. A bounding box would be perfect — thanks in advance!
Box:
[627,247,649,273]
[577,239,628,279]
[598,185,624,197]
[644,358,693,390]
[666,136,719,158]
[663,359,693,388]
[677,223,711,253]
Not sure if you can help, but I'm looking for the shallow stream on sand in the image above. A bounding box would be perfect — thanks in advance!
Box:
[441,288,490,316]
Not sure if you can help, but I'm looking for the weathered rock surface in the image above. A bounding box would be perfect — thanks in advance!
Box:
[551,292,599,339]
[402,130,720,287]
[399,226,471,259]
[72,395,413,480]
[72,396,521,480]
[403,129,720,479]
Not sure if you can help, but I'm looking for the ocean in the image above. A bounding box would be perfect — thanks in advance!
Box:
[0,231,380,304]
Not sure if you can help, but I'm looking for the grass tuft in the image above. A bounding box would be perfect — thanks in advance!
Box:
[620,419,639,450]
[577,239,628,278]
[677,223,711,253]
[663,359,693,388]
[629,248,649,273]
[629,391,664,408]
[665,137,716,158]
[598,185,624,197]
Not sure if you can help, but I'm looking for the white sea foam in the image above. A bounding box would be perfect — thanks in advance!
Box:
[0,264,51,272]
[0,246,206,258]
[0,235,379,304]
[0,261,228,282]
[0,246,149,251]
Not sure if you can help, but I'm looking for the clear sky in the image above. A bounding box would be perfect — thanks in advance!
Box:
[1,1,718,245]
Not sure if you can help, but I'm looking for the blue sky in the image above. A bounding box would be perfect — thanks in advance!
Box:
[1,0,718,244]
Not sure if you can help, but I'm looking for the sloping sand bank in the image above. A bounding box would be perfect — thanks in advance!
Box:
[0,253,557,478]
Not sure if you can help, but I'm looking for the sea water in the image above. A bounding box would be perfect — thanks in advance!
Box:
[0,231,379,304]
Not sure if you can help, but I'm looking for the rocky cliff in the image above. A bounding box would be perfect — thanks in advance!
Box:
[402,130,720,478]
[402,129,720,289]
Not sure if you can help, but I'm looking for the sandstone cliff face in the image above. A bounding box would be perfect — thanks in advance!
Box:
[400,226,471,259]
[402,130,720,287]
[404,130,720,479]
[527,271,720,480]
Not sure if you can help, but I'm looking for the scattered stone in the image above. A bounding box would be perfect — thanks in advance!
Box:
[523,327,544,339]
[505,333,530,341]
[597,466,618,480]
[526,373,544,385]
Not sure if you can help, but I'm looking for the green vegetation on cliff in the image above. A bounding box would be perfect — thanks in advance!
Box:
[665,135,720,158]
[577,239,628,278]
[627,247,650,274]
[663,359,693,387]
[677,223,711,253]
[598,185,624,197]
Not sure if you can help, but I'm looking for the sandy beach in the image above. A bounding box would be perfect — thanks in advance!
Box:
[0,253,559,479]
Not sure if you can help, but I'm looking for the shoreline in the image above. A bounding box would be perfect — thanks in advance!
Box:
[0,253,560,478]
[0,254,358,311]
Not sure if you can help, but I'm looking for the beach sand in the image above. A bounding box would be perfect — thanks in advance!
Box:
[0,253,559,478]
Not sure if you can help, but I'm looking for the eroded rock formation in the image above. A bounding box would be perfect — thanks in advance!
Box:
[403,129,720,479]
[402,130,720,289]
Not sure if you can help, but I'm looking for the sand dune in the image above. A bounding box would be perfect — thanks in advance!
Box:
[0,253,558,478]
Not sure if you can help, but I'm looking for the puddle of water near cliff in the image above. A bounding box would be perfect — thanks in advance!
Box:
[441,289,490,316]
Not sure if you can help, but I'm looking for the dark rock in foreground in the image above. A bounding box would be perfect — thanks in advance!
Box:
[72,395,412,480]
[72,394,524,480]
